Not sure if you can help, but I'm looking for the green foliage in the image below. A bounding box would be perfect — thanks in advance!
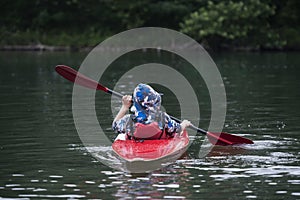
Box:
[180,0,286,49]
[272,0,300,50]
[0,0,299,50]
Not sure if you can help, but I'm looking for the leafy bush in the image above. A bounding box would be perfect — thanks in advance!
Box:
[180,0,286,50]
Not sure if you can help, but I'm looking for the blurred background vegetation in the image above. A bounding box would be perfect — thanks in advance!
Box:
[0,0,299,51]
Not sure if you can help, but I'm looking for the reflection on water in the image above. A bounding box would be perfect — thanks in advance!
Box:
[0,51,299,199]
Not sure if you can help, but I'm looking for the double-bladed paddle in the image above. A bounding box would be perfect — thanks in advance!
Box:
[55,65,254,145]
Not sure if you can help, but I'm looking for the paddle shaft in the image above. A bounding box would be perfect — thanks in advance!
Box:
[107,88,123,99]
[169,115,206,134]
[169,116,235,145]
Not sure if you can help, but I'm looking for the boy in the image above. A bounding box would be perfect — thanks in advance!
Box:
[112,83,191,140]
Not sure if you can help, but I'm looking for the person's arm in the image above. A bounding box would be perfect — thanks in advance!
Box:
[164,113,191,135]
[113,95,132,123]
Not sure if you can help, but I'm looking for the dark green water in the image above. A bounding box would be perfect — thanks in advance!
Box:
[0,51,299,199]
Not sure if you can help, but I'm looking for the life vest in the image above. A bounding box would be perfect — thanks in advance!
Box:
[126,113,170,140]
[131,122,165,140]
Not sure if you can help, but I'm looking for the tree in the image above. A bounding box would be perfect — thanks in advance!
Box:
[180,0,285,50]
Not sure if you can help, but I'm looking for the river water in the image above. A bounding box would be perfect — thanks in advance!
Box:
[0,51,299,199]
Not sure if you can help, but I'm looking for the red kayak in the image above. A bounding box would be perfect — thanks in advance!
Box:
[112,131,190,162]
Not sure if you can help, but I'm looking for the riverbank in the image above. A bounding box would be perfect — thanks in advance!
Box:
[1,44,299,52]
[0,44,95,52]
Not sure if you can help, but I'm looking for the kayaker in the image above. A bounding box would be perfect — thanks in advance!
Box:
[112,83,191,140]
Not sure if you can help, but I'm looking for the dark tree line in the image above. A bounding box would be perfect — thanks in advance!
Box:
[0,0,299,50]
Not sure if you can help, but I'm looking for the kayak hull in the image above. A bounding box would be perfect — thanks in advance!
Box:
[112,131,189,163]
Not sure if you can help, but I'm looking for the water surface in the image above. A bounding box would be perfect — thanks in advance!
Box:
[0,51,299,199]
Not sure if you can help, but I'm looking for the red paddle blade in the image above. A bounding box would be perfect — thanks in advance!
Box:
[206,132,254,146]
[55,65,108,92]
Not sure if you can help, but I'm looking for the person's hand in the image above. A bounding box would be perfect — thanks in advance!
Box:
[180,120,191,131]
[122,95,132,109]
[113,95,132,123]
